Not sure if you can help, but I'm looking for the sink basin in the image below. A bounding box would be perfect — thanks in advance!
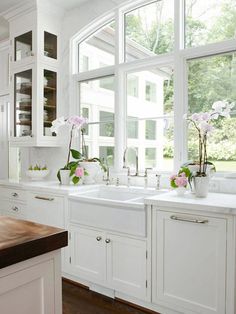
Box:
[71,186,168,204]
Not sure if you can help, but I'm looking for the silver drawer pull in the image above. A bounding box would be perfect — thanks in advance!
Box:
[105,239,111,243]
[12,206,19,212]
[35,196,54,201]
[12,192,18,197]
[170,215,208,224]
[96,236,102,242]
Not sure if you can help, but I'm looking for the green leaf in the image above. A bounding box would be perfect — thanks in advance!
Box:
[71,149,82,160]
[72,176,80,185]
[179,167,191,178]
[57,170,61,183]
[170,180,177,188]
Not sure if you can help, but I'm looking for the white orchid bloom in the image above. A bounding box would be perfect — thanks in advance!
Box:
[50,116,66,134]
[212,100,226,113]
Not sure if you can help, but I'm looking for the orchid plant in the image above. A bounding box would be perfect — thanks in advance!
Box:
[185,100,234,177]
[51,115,107,184]
[51,116,88,184]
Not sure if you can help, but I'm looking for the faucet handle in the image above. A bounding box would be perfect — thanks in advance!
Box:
[145,167,152,176]
[155,174,161,190]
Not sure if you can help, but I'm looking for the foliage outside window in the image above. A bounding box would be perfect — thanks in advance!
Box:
[76,0,236,173]
[188,52,236,171]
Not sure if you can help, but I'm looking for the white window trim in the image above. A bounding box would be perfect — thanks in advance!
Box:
[70,0,236,176]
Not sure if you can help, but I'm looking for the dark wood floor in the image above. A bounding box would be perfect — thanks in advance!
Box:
[62,279,159,314]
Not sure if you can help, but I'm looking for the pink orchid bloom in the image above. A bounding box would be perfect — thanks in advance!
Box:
[75,167,84,178]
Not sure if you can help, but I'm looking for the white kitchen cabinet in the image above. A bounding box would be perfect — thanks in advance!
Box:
[70,226,106,284]
[0,42,9,96]
[107,233,147,300]
[152,209,227,314]
[68,224,148,301]
[6,6,62,147]
[0,187,27,219]
[27,192,64,228]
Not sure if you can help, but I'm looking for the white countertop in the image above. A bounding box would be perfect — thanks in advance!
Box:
[0,180,98,195]
[145,190,236,215]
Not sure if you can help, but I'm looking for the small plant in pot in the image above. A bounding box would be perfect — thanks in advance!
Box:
[170,167,191,196]
[51,116,107,185]
[184,100,234,197]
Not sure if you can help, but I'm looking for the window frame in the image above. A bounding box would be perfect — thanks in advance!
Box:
[70,0,236,175]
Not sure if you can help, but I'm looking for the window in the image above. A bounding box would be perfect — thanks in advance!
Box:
[74,0,236,175]
[125,0,174,61]
[146,120,156,140]
[79,21,115,72]
[127,75,139,97]
[187,52,236,171]
[185,0,236,48]
[79,76,115,162]
[127,117,138,139]
[99,146,114,166]
[126,66,174,171]
[99,111,114,137]
[145,81,157,102]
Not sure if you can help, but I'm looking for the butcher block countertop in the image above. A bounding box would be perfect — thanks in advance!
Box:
[0,216,68,269]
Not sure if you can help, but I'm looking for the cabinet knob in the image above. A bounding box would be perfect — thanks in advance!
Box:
[96,236,102,241]
[12,192,18,197]
[12,206,19,212]
[105,239,111,243]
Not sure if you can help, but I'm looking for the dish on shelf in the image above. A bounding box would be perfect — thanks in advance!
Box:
[19,113,31,122]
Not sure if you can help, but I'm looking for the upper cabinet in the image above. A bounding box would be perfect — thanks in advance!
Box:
[0,42,10,96]
[14,31,33,62]
[6,5,62,147]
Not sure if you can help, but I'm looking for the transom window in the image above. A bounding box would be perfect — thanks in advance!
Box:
[74,0,236,173]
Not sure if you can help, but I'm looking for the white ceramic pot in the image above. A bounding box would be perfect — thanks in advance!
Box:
[175,187,187,196]
[80,161,100,184]
[60,169,71,185]
[193,176,210,198]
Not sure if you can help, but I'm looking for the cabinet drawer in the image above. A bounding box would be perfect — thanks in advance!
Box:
[0,187,27,202]
[27,192,64,228]
[1,200,26,219]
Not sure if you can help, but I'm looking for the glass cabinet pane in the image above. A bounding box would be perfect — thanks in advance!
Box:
[14,70,32,137]
[15,31,32,61]
[44,70,57,136]
[44,32,57,59]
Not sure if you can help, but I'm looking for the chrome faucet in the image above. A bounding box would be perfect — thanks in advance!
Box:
[123,147,139,176]
[103,167,110,185]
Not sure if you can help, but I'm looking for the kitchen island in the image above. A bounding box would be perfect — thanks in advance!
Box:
[0,216,68,314]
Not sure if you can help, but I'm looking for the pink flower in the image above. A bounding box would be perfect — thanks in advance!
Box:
[75,167,84,178]
[175,176,188,187]
[170,174,177,181]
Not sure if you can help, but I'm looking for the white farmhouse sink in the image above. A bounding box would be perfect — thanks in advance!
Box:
[69,186,168,237]
[71,186,168,204]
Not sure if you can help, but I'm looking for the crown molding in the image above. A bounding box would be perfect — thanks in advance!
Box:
[1,0,65,22]
[1,0,37,22]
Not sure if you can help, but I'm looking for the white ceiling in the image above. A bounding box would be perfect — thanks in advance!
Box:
[0,0,89,42]
[0,0,89,14]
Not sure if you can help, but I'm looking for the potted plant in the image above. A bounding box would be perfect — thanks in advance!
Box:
[184,100,234,197]
[51,116,107,185]
[170,167,191,195]
[51,116,88,185]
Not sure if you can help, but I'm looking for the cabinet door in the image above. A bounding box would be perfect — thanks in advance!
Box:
[0,46,9,95]
[70,226,106,284]
[153,210,226,314]
[107,234,147,300]
[27,192,64,228]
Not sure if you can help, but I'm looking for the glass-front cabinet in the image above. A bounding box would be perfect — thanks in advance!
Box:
[43,69,57,136]
[14,69,32,137]
[14,31,32,62]
[9,9,60,146]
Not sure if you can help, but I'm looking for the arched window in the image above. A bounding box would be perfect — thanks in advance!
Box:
[73,0,236,174]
